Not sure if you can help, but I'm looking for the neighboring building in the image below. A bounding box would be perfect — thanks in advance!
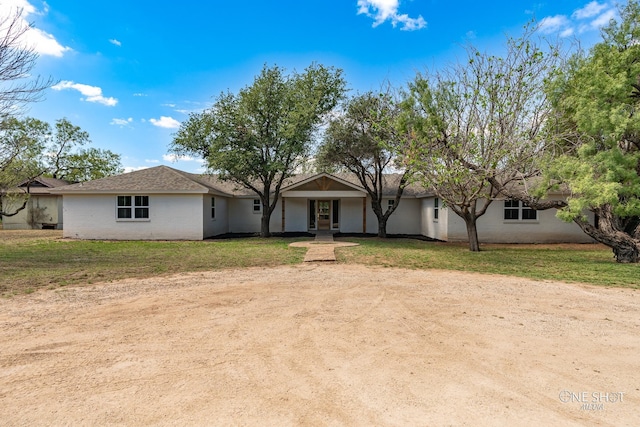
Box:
[49,165,594,243]
[1,177,70,230]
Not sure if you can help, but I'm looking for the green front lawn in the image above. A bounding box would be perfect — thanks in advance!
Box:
[335,238,639,289]
[0,231,306,296]
[1,231,637,296]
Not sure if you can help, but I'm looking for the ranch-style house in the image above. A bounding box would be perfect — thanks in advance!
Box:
[46,165,594,243]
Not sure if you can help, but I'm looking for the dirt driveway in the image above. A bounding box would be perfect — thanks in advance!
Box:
[0,264,638,426]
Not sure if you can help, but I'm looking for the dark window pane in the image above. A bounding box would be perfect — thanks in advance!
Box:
[504,200,519,208]
[434,208,439,220]
[504,209,519,220]
[135,195,149,207]
[135,208,149,219]
[434,198,439,208]
[522,208,537,220]
[118,208,132,218]
[117,196,131,207]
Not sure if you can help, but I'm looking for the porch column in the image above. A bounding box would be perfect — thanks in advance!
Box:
[281,198,285,232]
[362,197,366,233]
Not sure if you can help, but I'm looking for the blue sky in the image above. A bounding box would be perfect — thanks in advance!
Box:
[4,0,618,173]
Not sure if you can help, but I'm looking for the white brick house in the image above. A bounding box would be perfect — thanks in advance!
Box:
[50,165,593,243]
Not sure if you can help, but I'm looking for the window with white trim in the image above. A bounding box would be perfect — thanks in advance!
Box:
[211,197,215,219]
[253,199,261,213]
[388,199,395,209]
[503,200,536,221]
[434,197,439,220]
[117,195,149,220]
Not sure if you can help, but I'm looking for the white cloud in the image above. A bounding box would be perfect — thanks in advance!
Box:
[109,38,122,46]
[24,27,71,57]
[0,0,71,57]
[539,2,617,37]
[110,117,133,126]
[163,154,198,162]
[357,0,426,31]
[52,81,118,106]
[133,93,147,97]
[538,15,570,34]
[145,159,160,163]
[589,8,616,29]
[560,28,575,38]
[572,1,607,19]
[1,0,36,14]
[150,116,181,129]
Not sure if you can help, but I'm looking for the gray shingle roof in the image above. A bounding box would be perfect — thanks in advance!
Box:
[50,165,431,198]
[16,177,71,195]
[50,166,230,195]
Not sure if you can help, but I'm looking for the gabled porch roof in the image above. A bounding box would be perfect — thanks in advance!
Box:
[280,173,367,198]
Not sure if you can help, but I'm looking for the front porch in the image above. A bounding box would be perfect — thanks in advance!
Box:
[280,174,369,234]
[281,197,369,234]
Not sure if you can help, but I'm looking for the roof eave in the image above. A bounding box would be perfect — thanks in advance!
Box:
[50,189,213,195]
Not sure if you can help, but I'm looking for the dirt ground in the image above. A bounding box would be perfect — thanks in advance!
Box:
[0,264,638,426]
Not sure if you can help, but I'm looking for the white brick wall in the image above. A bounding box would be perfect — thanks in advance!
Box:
[63,194,204,240]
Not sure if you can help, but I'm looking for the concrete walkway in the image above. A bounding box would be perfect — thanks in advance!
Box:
[289,233,359,262]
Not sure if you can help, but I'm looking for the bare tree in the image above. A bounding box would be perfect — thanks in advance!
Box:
[0,8,55,217]
[403,25,563,251]
[0,8,54,119]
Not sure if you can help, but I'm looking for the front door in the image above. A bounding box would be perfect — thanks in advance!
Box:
[317,200,330,230]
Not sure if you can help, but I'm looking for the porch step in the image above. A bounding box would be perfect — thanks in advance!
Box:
[313,231,335,243]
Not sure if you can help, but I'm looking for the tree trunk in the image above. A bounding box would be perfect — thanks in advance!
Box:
[572,212,640,263]
[377,217,387,238]
[370,202,388,238]
[464,216,481,252]
[260,212,271,238]
[611,243,640,263]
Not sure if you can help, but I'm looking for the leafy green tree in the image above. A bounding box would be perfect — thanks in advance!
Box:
[0,118,48,217]
[170,63,346,237]
[1,117,123,217]
[45,118,123,182]
[59,148,123,182]
[517,1,640,263]
[402,25,562,251]
[317,91,411,237]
